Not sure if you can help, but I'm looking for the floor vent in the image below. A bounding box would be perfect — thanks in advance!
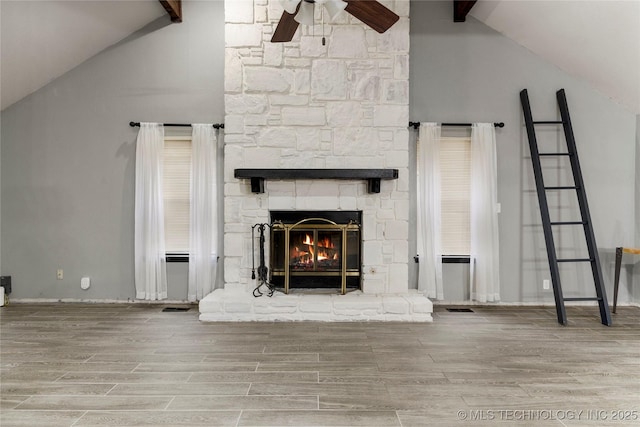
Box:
[162,307,191,312]
[446,308,474,313]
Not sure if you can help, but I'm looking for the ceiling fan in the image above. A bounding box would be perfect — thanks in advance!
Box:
[272,0,400,43]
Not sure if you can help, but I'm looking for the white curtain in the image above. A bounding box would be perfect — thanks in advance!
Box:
[188,124,218,301]
[417,123,444,300]
[470,123,500,302]
[134,123,168,300]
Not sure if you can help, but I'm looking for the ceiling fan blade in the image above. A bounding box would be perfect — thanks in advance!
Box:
[344,0,399,33]
[271,10,300,42]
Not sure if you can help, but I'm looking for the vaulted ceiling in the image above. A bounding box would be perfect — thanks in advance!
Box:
[1,1,639,114]
[469,0,640,115]
[0,0,168,110]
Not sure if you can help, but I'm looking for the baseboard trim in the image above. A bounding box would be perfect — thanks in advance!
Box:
[6,298,194,304]
[4,299,639,309]
[433,300,640,308]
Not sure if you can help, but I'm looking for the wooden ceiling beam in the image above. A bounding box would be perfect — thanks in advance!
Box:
[453,0,477,23]
[159,0,182,23]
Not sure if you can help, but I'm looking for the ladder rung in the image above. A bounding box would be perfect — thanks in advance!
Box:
[563,297,601,302]
[557,258,594,263]
[539,153,571,156]
[544,186,579,190]
[533,121,564,124]
[549,221,587,225]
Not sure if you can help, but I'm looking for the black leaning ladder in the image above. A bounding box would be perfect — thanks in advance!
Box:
[520,89,611,326]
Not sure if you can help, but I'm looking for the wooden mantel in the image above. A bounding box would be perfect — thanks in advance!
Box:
[234,168,399,194]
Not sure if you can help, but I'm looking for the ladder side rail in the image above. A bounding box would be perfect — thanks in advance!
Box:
[556,89,612,326]
[520,89,567,325]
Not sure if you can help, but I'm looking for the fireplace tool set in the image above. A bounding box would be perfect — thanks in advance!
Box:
[251,223,276,297]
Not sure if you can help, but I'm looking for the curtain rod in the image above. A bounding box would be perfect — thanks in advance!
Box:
[408,121,504,130]
[129,121,224,129]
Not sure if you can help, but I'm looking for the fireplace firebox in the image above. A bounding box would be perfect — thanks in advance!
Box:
[270,211,362,294]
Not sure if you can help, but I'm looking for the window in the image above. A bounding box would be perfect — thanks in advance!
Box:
[439,136,471,256]
[163,136,192,255]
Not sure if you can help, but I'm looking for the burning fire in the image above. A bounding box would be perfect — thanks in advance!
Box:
[292,233,339,266]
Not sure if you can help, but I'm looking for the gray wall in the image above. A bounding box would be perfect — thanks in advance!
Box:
[635,115,640,304]
[1,0,224,300]
[0,114,2,278]
[409,1,638,303]
[2,0,637,305]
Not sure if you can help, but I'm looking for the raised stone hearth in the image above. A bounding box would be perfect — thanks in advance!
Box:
[199,289,433,322]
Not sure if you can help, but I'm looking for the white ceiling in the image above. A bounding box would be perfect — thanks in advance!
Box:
[1,0,639,114]
[470,0,640,114]
[0,0,167,110]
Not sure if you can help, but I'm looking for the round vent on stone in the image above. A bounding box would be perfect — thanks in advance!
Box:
[272,0,400,43]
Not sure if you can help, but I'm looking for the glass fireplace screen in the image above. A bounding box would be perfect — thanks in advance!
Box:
[290,230,342,271]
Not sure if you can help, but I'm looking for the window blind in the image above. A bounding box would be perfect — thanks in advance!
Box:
[163,137,191,253]
[439,136,471,256]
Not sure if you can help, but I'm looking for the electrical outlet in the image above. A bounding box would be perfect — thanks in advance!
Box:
[543,279,550,290]
[57,269,64,280]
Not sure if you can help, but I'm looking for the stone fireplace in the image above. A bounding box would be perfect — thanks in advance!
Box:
[198,0,432,321]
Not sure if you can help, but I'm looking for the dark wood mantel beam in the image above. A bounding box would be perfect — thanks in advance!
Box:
[234,169,399,194]
[159,0,182,23]
[453,0,477,22]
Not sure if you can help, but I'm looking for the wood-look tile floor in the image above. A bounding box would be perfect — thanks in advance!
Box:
[1,304,639,426]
